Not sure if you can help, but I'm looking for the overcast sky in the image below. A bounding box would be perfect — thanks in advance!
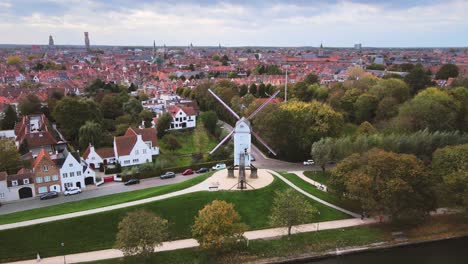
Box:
[0,0,466,47]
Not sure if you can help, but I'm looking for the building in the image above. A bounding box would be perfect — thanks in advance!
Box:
[33,149,61,194]
[0,169,36,201]
[49,35,54,47]
[82,145,116,169]
[58,152,96,190]
[114,128,159,167]
[14,114,66,158]
[167,105,197,130]
[84,32,90,51]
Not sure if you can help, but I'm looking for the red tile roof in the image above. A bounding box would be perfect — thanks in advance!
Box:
[33,148,52,168]
[114,135,137,156]
[96,147,115,159]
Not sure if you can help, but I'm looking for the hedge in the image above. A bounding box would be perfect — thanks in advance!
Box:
[120,159,233,181]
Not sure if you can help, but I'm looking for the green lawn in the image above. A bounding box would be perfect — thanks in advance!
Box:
[281,172,362,213]
[0,177,348,262]
[303,171,331,185]
[0,172,214,225]
[88,225,388,264]
[159,130,218,156]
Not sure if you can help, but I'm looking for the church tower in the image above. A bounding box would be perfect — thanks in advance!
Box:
[48,35,54,47]
[318,42,324,57]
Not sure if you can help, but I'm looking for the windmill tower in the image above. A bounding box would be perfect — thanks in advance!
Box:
[208,89,280,189]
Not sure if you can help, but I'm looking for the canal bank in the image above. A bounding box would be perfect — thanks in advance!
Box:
[268,235,468,264]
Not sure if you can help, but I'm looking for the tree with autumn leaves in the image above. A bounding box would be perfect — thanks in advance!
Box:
[192,200,247,251]
[330,149,437,223]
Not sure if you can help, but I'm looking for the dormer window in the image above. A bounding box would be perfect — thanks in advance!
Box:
[69,163,73,167]
[12,180,18,186]
[23,179,30,184]
[43,165,49,172]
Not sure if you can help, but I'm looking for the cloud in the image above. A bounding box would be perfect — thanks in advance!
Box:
[0,0,466,46]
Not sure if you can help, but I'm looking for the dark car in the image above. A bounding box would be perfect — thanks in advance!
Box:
[40,191,59,200]
[160,172,176,179]
[124,179,140,186]
[182,169,194,175]
[196,167,209,174]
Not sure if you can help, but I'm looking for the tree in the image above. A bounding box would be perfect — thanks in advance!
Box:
[432,144,468,213]
[123,98,143,122]
[100,94,123,119]
[78,121,102,151]
[18,94,42,115]
[193,124,209,161]
[115,210,168,258]
[330,149,437,223]
[164,134,181,151]
[356,121,377,135]
[6,56,22,65]
[139,109,154,128]
[404,63,432,94]
[354,93,378,123]
[396,87,460,132]
[1,105,17,130]
[269,189,318,236]
[199,111,218,135]
[249,83,257,96]
[436,64,459,80]
[192,200,247,250]
[370,78,410,103]
[238,84,248,97]
[304,73,319,85]
[311,138,334,171]
[257,83,267,97]
[53,97,103,142]
[156,113,172,139]
[0,139,20,174]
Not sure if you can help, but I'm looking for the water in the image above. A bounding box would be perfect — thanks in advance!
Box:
[306,237,468,264]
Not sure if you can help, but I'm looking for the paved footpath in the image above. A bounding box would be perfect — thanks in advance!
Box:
[268,170,361,218]
[289,170,327,190]
[6,218,378,264]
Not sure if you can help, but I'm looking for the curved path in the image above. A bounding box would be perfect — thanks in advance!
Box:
[267,170,360,218]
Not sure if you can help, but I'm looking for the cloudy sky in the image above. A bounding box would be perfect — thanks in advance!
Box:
[0,0,466,47]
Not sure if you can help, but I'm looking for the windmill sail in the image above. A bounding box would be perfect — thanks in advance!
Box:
[209,130,234,154]
[208,89,240,120]
[247,90,280,120]
[252,131,277,156]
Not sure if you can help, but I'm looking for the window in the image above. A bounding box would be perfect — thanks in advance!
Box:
[43,165,49,172]
[143,149,147,154]
[135,150,139,155]
[44,176,51,182]
[70,172,75,177]
[124,160,130,164]
[65,182,73,188]
[63,173,68,178]
[38,186,47,194]
[36,177,43,183]
[69,163,73,167]
[52,175,58,181]
[23,179,30,184]
[133,159,139,163]
[77,171,81,176]
[0,193,4,199]
[12,180,18,186]
[91,157,95,160]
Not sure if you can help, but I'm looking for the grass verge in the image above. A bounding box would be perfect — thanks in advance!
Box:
[304,170,331,185]
[0,172,214,225]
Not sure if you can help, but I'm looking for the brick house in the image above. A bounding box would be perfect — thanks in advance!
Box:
[33,149,62,194]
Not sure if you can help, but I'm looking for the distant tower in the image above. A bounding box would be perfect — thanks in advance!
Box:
[48,35,54,47]
[218,43,222,49]
[318,42,324,57]
[84,32,90,51]
[153,40,156,58]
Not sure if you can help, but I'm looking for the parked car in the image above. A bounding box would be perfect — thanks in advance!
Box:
[64,187,81,196]
[196,167,209,174]
[124,179,140,186]
[250,155,256,161]
[212,163,227,170]
[303,159,315,165]
[182,169,194,175]
[160,172,176,179]
[40,191,59,200]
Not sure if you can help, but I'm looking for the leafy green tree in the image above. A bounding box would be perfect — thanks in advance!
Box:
[432,144,468,213]
[239,84,248,97]
[331,149,437,222]
[192,200,247,250]
[249,83,257,95]
[404,63,432,94]
[366,63,385,71]
[100,94,123,119]
[0,139,20,174]
[53,97,103,142]
[19,94,42,115]
[115,210,168,258]
[1,105,17,130]
[269,189,318,236]
[354,93,378,123]
[436,64,459,80]
[375,96,399,121]
[396,87,460,132]
[78,121,103,151]
[139,109,154,128]
[156,113,172,139]
[164,134,181,151]
[6,56,22,65]
[193,123,209,158]
[356,121,377,135]
[199,111,218,135]
[292,81,313,101]
[311,138,334,171]
[304,73,319,85]
[123,98,143,122]
[370,78,410,103]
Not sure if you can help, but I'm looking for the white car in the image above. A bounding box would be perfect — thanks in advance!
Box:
[303,159,315,165]
[212,163,227,170]
[64,187,82,196]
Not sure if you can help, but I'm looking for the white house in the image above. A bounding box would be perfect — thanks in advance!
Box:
[0,170,36,202]
[82,145,116,169]
[114,128,159,167]
[167,105,197,130]
[59,152,96,190]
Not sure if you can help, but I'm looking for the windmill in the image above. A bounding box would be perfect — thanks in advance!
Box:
[208,88,280,189]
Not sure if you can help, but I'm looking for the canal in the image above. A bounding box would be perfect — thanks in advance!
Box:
[307,236,468,264]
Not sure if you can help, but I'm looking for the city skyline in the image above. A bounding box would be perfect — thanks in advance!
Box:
[0,0,467,47]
